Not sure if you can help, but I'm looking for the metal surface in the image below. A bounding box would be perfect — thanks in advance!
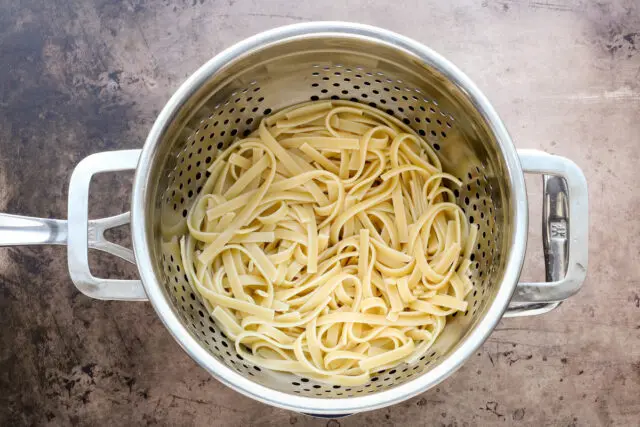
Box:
[503,150,588,317]
[0,152,146,300]
[512,149,588,304]
[67,149,147,301]
[129,22,583,415]
[0,151,153,302]
[89,212,137,266]
[543,175,570,283]
[0,22,589,416]
[0,214,68,246]
[0,212,137,263]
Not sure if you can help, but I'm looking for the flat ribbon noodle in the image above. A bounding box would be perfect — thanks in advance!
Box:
[179,100,477,385]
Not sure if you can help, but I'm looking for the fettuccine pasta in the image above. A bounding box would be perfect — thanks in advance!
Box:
[178,100,477,385]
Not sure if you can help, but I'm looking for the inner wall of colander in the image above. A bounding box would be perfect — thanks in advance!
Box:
[154,48,510,398]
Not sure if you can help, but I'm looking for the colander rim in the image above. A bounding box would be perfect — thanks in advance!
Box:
[131,21,528,415]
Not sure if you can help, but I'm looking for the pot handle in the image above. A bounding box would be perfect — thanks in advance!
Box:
[0,150,147,301]
[504,149,588,317]
[67,149,147,301]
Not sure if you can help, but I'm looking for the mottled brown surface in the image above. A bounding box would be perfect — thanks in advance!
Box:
[0,0,639,426]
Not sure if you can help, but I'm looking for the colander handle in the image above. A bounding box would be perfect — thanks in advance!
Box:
[66,149,147,301]
[0,150,146,301]
[505,149,588,317]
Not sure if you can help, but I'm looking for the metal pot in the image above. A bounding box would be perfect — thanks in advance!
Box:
[0,22,588,416]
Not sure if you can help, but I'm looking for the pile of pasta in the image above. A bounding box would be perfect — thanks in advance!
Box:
[178,100,477,385]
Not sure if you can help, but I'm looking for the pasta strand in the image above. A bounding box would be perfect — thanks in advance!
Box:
[179,100,475,385]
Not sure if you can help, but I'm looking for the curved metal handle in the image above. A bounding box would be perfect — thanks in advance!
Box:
[67,150,147,301]
[505,149,588,317]
[0,150,146,301]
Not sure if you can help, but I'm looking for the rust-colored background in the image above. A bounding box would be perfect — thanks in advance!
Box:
[0,0,638,425]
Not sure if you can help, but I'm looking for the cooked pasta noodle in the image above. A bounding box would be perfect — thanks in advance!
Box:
[177,100,477,385]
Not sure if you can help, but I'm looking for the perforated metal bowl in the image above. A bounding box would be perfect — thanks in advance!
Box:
[0,22,588,416]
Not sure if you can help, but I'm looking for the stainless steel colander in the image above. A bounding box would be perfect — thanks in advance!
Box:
[0,22,588,416]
